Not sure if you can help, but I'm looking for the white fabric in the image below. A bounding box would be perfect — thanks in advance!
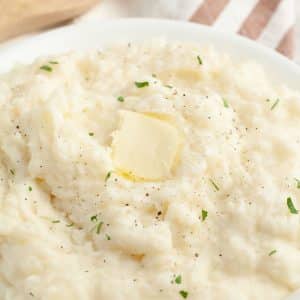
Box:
[258,0,295,49]
[213,0,259,32]
[77,0,298,61]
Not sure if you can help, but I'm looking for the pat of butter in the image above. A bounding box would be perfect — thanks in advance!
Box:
[112,110,181,181]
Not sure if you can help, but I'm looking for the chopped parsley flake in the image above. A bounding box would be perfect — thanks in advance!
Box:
[105,171,112,182]
[223,98,229,108]
[294,178,300,189]
[40,65,52,72]
[28,186,32,192]
[117,96,124,102]
[165,84,173,89]
[179,290,189,299]
[197,55,202,65]
[90,215,98,222]
[88,132,94,136]
[90,215,103,234]
[287,197,298,214]
[96,221,103,234]
[152,74,157,78]
[66,222,74,227]
[175,275,182,284]
[9,169,15,175]
[201,210,208,222]
[49,61,59,65]
[135,81,149,88]
[268,249,277,256]
[209,179,219,191]
[105,234,111,240]
[52,220,60,223]
[270,99,280,110]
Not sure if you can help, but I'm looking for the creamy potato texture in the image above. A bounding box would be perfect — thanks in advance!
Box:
[0,41,300,300]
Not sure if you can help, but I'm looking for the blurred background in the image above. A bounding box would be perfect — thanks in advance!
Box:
[0,0,299,63]
[296,2,300,63]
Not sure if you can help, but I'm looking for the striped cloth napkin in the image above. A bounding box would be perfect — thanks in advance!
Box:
[79,0,295,59]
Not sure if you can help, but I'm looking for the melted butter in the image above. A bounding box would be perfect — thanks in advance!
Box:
[111,110,182,181]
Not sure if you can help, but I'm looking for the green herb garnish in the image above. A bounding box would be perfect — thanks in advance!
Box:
[294,178,300,189]
[28,186,32,192]
[96,221,103,234]
[90,215,98,222]
[175,275,182,284]
[49,61,59,65]
[90,215,103,234]
[105,171,111,182]
[117,96,124,102]
[105,234,111,240]
[52,220,60,223]
[223,99,229,108]
[201,210,208,222]
[135,81,149,88]
[9,169,15,175]
[268,249,277,256]
[287,197,298,214]
[270,99,280,110]
[40,65,52,72]
[179,290,189,299]
[66,222,74,227]
[209,179,219,191]
[197,55,202,65]
[88,132,94,136]
[164,84,173,89]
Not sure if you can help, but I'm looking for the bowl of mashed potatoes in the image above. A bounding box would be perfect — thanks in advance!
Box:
[0,19,300,300]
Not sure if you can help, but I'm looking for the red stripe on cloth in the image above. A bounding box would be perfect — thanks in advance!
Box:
[190,0,230,25]
[276,26,295,58]
[238,0,282,40]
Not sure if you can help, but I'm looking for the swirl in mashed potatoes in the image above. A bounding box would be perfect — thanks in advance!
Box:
[0,41,300,300]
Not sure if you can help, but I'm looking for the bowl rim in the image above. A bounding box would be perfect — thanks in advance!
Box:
[0,18,299,88]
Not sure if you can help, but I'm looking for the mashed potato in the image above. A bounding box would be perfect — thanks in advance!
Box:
[0,40,300,300]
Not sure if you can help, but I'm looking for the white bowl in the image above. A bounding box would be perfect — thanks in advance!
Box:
[0,18,299,89]
[0,18,299,299]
